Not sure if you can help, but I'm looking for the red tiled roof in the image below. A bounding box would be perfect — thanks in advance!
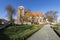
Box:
[31,12,43,17]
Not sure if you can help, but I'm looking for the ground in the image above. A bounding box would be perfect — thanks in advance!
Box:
[27,24,60,40]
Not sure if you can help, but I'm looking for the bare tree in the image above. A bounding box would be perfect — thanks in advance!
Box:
[47,16,54,22]
[6,5,16,24]
[45,11,58,23]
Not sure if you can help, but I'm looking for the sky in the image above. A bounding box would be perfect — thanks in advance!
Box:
[0,0,60,20]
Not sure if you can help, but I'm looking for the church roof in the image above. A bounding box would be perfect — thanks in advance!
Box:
[31,12,44,17]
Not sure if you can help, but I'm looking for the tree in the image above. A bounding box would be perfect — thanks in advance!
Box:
[25,9,37,24]
[45,11,58,23]
[31,15,35,24]
[6,5,16,23]
[24,9,31,22]
[47,16,54,22]
[19,9,31,24]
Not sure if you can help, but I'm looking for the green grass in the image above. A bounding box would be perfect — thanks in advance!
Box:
[51,24,60,36]
[0,24,44,40]
[55,29,60,35]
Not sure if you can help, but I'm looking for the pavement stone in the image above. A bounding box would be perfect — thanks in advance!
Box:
[27,24,60,40]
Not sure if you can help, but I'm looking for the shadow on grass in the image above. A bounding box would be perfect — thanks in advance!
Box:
[0,29,10,40]
[0,24,10,40]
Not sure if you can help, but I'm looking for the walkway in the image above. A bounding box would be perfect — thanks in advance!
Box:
[0,24,8,29]
[27,24,60,40]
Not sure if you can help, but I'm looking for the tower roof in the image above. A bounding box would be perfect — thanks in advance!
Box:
[18,6,24,8]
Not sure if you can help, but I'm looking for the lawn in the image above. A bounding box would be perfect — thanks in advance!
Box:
[0,24,44,40]
[51,24,60,37]
[55,29,60,35]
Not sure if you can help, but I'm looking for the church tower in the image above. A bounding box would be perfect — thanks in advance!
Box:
[17,6,24,24]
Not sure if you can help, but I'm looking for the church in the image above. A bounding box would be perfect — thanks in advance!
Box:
[15,6,45,24]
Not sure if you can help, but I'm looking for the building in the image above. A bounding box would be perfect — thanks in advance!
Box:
[0,19,7,24]
[17,6,24,24]
[16,6,44,24]
[26,12,44,24]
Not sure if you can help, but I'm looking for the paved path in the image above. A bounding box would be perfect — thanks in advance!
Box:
[27,24,60,40]
[0,25,4,29]
[0,24,8,29]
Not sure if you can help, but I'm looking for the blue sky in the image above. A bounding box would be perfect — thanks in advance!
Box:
[0,0,60,20]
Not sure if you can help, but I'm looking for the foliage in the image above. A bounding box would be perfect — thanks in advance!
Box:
[31,15,35,24]
[23,9,31,22]
[24,12,31,22]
